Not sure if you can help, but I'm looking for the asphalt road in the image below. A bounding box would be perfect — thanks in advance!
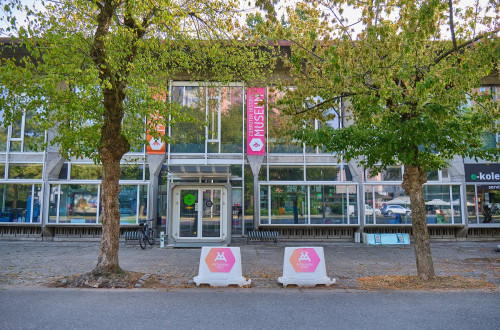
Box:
[0,288,498,330]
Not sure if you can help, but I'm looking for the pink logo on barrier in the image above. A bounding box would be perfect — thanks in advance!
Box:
[289,248,320,273]
[205,248,235,273]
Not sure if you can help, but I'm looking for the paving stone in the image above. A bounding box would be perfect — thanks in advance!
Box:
[0,240,498,289]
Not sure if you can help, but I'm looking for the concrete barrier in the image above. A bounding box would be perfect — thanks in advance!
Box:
[193,246,250,287]
[278,247,335,287]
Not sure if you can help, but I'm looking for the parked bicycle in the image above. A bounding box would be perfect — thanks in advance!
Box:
[139,219,155,249]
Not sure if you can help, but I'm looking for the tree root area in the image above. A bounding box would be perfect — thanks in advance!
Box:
[52,270,144,289]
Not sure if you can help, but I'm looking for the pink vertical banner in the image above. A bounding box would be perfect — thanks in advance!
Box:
[246,87,266,155]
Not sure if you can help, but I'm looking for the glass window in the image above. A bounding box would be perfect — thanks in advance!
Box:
[71,164,102,180]
[267,89,302,153]
[23,111,44,152]
[244,165,254,232]
[269,166,304,181]
[0,184,41,223]
[424,185,452,224]
[310,185,356,224]
[0,163,4,179]
[221,87,243,153]
[138,184,147,222]
[0,110,8,152]
[427,170,439,181]
[120,164,144,180]
[368,185,412,224]
[477,185,499,224]
[231,188,243,235]
[366,166,403,181]
[306,166,341,181]
[466,185,478,224]
[119,185,138,224]
[57,184,99,224]
[8,163,43,179]
[0,107,44,153]
[171,86,206,153]
[452,185,462,224]
[268,185,307,224]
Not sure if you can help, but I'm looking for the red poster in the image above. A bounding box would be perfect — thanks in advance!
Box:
[146,116,166,154]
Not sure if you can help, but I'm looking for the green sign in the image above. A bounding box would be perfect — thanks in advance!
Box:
[184,194,195,206]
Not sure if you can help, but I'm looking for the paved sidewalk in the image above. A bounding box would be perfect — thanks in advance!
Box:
[0,240,499,289]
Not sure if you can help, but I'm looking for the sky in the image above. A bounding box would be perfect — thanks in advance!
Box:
[0,0,496,38]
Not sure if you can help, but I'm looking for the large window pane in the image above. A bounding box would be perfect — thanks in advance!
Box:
[477,185,500,224]
[171,86,206,153]
[371,185,412,224]
[120,164,144,180]
[0,110,8,151]
[269,166,304,181]
[119,185,138,224]
[366,166,403,181]
[269,185,307,224]
[306,166,341,181]
[310,185,352,224]
[466,185,478,224]
[268,89,302,153]
[58,185,98,224]
[23,111,44,151]
[0,184,41,223]
[71,164,102,180]
[364,186,375,224]
[8,163,43,179]
[452,186,462,224]
[138,185,147,222]
[424,185,452,224]
[202,189,221,237]
[221,87,243,153]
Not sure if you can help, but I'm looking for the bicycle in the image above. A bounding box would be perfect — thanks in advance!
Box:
[138,219,155,249]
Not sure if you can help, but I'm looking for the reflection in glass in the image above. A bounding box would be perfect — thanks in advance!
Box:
[179,189,198,237]
[71,164,102,180]
[221,87,243,153]
[269,166,304,181]
[306,166,341,181]
[119,185,138,224]
[268,89,302,153]
[8,163,43,179]
[171,86,206,153]
[57,185,98,224]
[366,166,403,181]
[202,189,221,237]
[269,185,307,224]
[466,185,477,224]
[0,184,41,223]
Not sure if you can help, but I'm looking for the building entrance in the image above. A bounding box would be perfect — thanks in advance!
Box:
[168,183,231,246]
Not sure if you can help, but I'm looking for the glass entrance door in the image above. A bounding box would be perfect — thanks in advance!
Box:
[178,188,222,239]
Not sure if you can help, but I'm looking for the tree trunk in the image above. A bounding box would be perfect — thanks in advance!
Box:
[94,98,129,274]
[402,165,436,281]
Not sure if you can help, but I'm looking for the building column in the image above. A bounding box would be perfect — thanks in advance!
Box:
[146,154,167,234]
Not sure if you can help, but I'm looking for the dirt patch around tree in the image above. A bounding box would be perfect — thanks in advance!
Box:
[51,270,144,289]
[357,275,497,291]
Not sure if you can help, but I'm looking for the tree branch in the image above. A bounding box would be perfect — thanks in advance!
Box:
[433,29,499,64]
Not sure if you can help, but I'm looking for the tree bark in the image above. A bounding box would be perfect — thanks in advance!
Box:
[402,165,436,281]
[94,94,129,273]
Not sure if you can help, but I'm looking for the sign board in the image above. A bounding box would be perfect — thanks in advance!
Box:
[193,247,250,287]
[464,164,500,183]
[246,87,266,156]
[278,247,335,287]
[146,114,166,154]
[362,233,410,245]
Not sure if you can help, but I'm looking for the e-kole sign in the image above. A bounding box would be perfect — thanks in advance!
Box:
[465,164,500,183]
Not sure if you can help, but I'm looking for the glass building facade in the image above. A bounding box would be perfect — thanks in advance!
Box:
[1,83,499,242]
